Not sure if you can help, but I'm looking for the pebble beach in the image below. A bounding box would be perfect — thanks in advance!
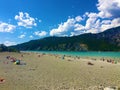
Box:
[0,52,120,90]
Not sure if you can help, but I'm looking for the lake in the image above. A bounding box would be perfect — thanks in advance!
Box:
[25,51,120,59]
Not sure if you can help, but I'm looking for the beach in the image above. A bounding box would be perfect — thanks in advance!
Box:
[0,52,120,90]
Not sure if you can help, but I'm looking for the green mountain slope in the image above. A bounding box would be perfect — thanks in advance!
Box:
[11,26,120,51]
[0,44,19,52]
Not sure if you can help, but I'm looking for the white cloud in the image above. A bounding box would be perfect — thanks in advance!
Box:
[101,20,111,25]
[70,30,85,36]
[50,19,74,36]
[74,24,85,31]
[101,18,120,32]
[4,41,16,46]
[83,0,120,33]
[85,17,120,33]
[18,34,25,38]
[50,14,120,36]
[97,0,120,18]
[0,22,16,32]
[85,13,98,30]
[49,0,120,36]
[111,18,120,26]
[34,31,47,37]
[83,12,89,18]
[29,35,33,38]
[75,16,83,22]
[50,16,83,36]
[15,12,37,28]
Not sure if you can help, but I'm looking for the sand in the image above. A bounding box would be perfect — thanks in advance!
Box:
[0,52,120,90]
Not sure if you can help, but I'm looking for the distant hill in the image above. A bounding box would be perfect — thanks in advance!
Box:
[11,26,120,51]
[0,44,19,52]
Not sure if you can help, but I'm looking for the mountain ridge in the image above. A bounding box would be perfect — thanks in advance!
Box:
[11,26,120,51]
[0,44,19,52]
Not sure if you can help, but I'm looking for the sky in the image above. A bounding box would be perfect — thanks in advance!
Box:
[0,0,120,46]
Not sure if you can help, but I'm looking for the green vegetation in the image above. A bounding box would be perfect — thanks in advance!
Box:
[0,44,19,52]
[11,26,120,51]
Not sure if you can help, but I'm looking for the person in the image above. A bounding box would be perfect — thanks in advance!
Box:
[0,78,5,84]
[62,55,65,60]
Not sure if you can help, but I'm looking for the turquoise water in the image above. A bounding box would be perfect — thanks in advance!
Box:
[25,51,120,59]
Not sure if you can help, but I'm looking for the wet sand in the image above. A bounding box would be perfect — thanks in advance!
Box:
[0,52,120,90]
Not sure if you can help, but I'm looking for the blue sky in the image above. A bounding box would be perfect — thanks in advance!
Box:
[0,0,120,46]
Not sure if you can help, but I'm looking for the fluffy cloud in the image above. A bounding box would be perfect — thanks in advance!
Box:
[15,12,37,28]
[4,41,16,46]
[101,18,120,31]
[85,16,120,33]
[50,16,83,36]
[0,22,16,32]
[74,24,85,31]
[50,0,120,36]
[18,34,25,38]
[50,18,75,36]
[50,14,120,36]
[34,31,47,37]
[85,13,98,30]
[75,16,83,22]
[86,0,120,33]
[82,12,100,33]
[84,14,120,33]
[97,0,120,18]
[49,14,100,36]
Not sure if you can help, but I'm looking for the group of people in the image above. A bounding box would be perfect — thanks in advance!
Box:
[101,58,118,64]
[6,56,20,65]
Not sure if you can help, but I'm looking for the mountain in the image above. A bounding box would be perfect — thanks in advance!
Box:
[0,44,8,52]
[11,26,120,51]
[0,44,19,52]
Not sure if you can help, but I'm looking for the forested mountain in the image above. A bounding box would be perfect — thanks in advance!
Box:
[0,44,19,52]
[11,26,120,51]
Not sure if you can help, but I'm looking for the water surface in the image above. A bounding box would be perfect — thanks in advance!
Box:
[25,51,120,59]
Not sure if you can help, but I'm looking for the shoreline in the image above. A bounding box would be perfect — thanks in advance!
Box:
[22,51,120,63]
[22,50,120,58]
